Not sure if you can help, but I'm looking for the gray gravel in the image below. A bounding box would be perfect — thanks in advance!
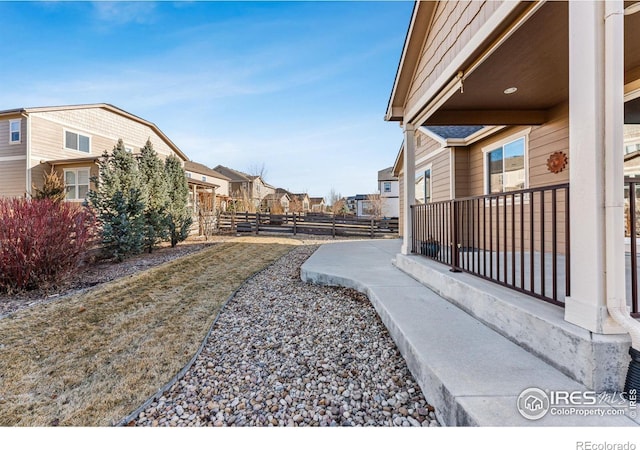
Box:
[134,244,438,427]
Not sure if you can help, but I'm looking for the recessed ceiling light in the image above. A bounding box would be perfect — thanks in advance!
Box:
[504,87,518,94]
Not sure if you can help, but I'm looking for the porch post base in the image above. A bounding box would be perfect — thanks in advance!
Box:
[564,297,627,335]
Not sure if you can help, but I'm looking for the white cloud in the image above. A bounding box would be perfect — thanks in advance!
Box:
[91,2,158,25]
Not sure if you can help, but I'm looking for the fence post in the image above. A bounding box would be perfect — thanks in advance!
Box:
[370,218,374,238]
[450,201,461,272]
[255,212,260,235]
[293,213,297,236]
[332,215,336,238]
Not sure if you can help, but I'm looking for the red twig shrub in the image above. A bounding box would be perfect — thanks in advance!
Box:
[0,198,96,293]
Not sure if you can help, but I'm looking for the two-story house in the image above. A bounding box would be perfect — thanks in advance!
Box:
[377,166,399,217]
[213,165,275,211]
[0,104,189,201]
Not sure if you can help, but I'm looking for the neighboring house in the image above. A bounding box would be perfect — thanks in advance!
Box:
[0,103,188,201]
[212,165,274,211]
[262,191,290,213]
[377,166,399,217]
[310,197,326,213]
[184,160,231,211]
[346,194,375,217]
[183,160,220,236]
[385,1,640,393]
[290,192,310,213]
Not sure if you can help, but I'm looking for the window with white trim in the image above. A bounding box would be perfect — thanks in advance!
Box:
[9,119,21,143]
[186,172,192,178]
[64,168,90,201]
[415,168,432,204]
[202,176,207,182]
[383,181,391,193]
[486,136,526,194]
[65,130,91,153]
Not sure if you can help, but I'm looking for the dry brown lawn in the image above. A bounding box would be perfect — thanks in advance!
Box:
[0,238,296,426]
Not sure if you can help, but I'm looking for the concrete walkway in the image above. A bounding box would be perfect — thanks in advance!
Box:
[300,239,639,426]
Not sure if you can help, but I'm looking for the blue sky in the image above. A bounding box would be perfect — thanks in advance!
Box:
[0,1,412,199]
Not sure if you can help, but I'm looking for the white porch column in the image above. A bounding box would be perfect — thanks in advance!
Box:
[401,123,416,255]
[564,0,626,333]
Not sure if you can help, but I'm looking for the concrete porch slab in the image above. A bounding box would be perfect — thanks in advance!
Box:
[394,252,632,392]
[301,239,638,426]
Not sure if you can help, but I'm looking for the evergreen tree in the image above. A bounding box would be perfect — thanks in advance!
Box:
[164,154,192,247]
[138,139,169,253]
[88,139,146,261]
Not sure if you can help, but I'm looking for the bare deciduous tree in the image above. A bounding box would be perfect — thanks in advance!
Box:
[327,188,346,215]
[247,162,268,181]
[365,193,384,219]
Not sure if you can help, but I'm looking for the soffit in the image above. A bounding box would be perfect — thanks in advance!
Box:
[422,1,640,126]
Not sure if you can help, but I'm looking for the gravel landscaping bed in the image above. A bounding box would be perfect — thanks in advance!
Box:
[133,244,438,427]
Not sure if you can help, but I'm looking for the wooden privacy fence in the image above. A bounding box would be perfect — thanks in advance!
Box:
[218,212,398,238]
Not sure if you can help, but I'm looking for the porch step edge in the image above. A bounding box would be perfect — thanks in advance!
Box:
[394,253,631,392]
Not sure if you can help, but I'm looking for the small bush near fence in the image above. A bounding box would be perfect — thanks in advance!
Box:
[0,198,96,293]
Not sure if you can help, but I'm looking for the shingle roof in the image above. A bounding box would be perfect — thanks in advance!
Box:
[378,166,398,182]
[212,165,253,182]
[184,161,230,179]
[425,125,484,139]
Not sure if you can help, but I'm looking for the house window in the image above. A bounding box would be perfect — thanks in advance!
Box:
[186,172,192,178]
[383,181,391,193]
[415,168,431,204]
[65,131,91,153]
[486,137,526,194]
[9,119,21,143]
[626,142,640,155]
[125,146,134,153]
[64,168,90,201]
[202,176,206,182]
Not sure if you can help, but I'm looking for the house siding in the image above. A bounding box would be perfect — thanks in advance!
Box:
[0,159,26,197]
[467,103,569,196]
[0,117,27,158]
[415,130,451,203]
[454,147,470,198]
[29,109,180,162]
[406,1,502,114]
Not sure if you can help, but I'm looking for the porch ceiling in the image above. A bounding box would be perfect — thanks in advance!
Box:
[422,2,640,127]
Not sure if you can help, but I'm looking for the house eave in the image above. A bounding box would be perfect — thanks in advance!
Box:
[385,1,436,123]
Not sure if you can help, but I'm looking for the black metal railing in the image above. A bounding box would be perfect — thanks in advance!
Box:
[625,177,640,318]
[411,183,570,307]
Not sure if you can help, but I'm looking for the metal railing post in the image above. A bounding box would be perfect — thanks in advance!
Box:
[450,200,461,272]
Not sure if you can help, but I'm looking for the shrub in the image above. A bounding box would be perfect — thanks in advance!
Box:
[32,169,66,203]
[0,198,96,293]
